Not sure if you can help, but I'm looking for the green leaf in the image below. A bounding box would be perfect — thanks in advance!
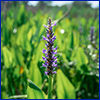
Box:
[17,23,31,52]
[57,69,76,99]
[27,79,45,99]
[2,47,14,68]
[71,47,88,72]
[28,61,42,88]
[28,79,41,91]
[55,11,63,19]
[17,4,28,26]
[63,32,74,59]
[1,91,8,99]
[27,26,36,41]
[11,47,24,66]
[35,41,44,63]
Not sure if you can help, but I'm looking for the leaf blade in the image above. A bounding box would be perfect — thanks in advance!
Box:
[57,69,76,99]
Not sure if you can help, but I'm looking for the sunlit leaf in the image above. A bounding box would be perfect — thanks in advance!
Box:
[57,69,76,99]
[2,47,14,68]
[28,61,42,88]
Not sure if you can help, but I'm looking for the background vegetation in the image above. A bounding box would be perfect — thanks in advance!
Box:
[1,1,99,99]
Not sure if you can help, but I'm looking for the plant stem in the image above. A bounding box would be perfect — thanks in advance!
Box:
[48,75,52,99]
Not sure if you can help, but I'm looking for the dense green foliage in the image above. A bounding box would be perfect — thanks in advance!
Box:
[1,1,99,99]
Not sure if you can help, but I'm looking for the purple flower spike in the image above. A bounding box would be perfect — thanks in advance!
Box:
[42,17,57,75]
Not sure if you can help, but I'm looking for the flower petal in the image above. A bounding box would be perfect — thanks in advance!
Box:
[53,46,58,50]
[52,55,57,59]
[45,43,48,47]
[52,36,56,40]
[49,26,52,30]
[52,21,57,26]
[54,59,57,63]
[49,39,53,43]
[42,36,48,41]
[53,50,57,54]
[42,56,46,61]
[52,63,57,67]
[43,49,46,54]
[52,71,57,74]
[45,61,48,65]
[42,63,47,67]
[43,24,48,28]
[47,33,49,38]
[45,54,48,57]
[45,71,48,75]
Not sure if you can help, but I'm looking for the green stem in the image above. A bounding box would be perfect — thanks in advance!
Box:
[48,75,52,99]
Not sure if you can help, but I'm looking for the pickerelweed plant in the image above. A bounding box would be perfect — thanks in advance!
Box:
[42,17,57,99]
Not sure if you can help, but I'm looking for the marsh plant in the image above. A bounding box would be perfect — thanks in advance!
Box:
[42,17,57,98]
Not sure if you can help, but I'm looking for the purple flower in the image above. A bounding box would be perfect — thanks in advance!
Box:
[53,50,57,54]
[42,17,58,75]
[45,61,48,65]
[45,43,48,47]
[54,59,57,63]
[52,71,57,74]
[42,36,48,41]
[52,55,57,59]
[42,56,46,61]
[45,54,48,57]
[49,26,52,30]
[45,71,48,75]
[51,60,54,63]
[47,33,49,38]
[42,64,47,67]
[52,36,56,41]
[52,63,57,67]
[43,49,46,54]
[52,46,58,50]
[52,21,57,26]
[43,24,48,28]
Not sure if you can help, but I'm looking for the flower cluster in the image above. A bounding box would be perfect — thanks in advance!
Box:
[42,17,57,75]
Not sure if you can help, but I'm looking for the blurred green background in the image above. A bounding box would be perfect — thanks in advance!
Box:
[1,1,99,99]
